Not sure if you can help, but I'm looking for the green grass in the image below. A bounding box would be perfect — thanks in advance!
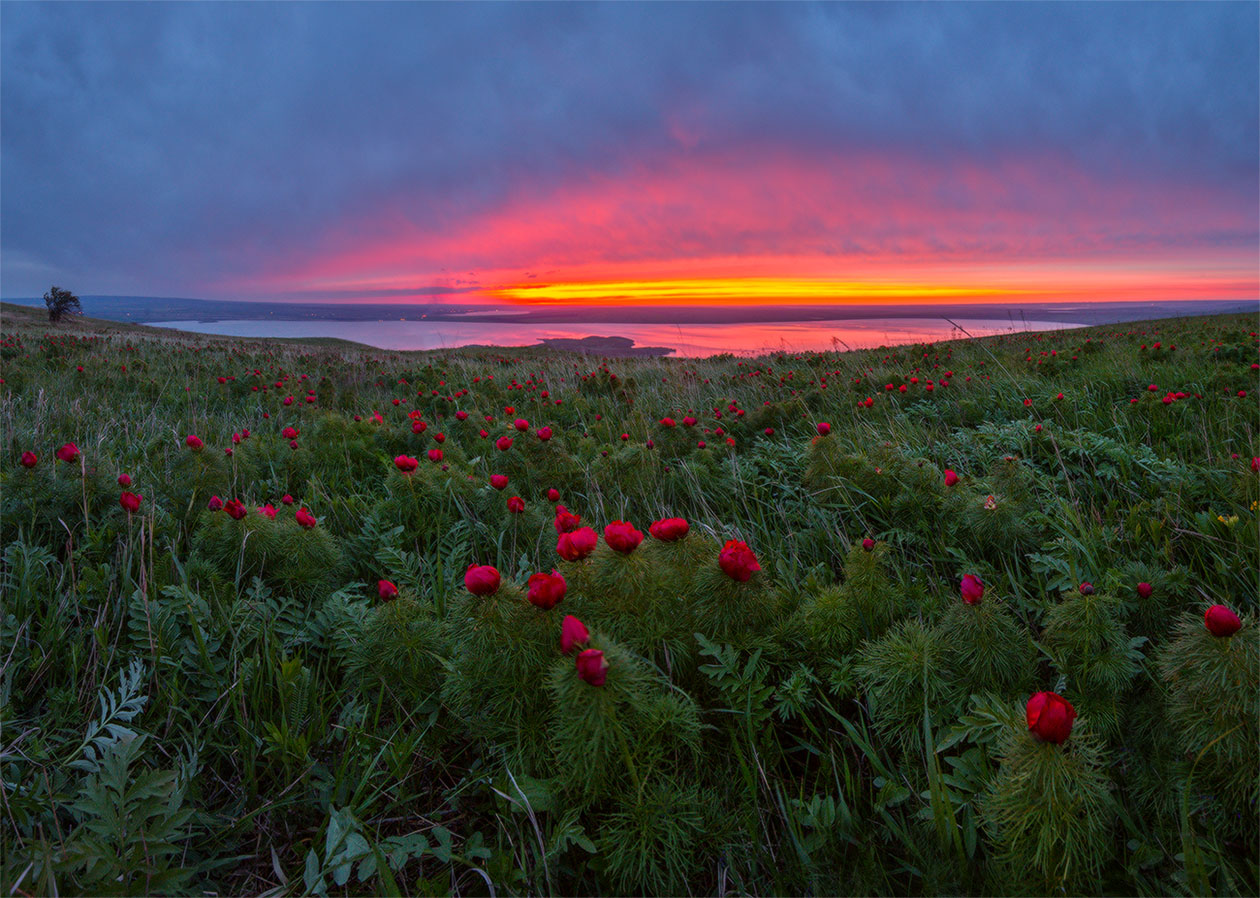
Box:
[1,304,1257,895]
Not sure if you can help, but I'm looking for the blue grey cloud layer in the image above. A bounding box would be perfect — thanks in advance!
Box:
[2,1,1255,297]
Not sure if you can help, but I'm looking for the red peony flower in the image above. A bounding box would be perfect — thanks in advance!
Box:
[507,495,525,513]
[495,435,513,451]
[207,495,224,512]
[719,540,760,581]
[649,517,690,541]
[378,580,398,600]
[464,564,501,596]
[185,434,204,451]
[683,416,698,426]
[861,537,875,551]
[55,442,80,463]
[428,448,443,463]
[117,473,131,486]
[1026,691,1077,744]
[944,469,959,487]
[1204,604,1242,637]
[20,451,37,468]
[456,410,469,421]
[1136,582,1153,599]
[527,569,567,609]
[490,474,509,491]
[575,648,608,686]
[119,491,142,513]
[1079,581,1094,595]
[282,426,299,439]
[554,505,582,534]
[395,455,419,473]
[960,573,984,605]
[816,422,831,436]
[547,488,560,502]
[257,503,277,520]
[281,494,294,505]
[537,426,552,441]
[224,499,247,520]
[1252,456,1260,473]
[560,615,589,653]
[604,520,644,554]
[514,418,530,432]
[295,507,317,528]
[557,527,598,561]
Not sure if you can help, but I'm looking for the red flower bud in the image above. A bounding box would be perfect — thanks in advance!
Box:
[527,569,567,609]
[119,491,142,513]
[575,648,608,686]
[281,494,294,505]
[944,469,959,487]
[649,517,690,541]
[560,615,590,653]
[378,580,398,600]
[464,564,501,596]
[547,488,560,502]
[960,573,984,605]
[20,451,37,468]
[1026,691,1077,744]
[1079,581,1094,595]
[1205,604,1242,637]
[117,473,131,486]
[207,495,223,512]
[1136,582,1153,599]
[861,537,875,551]
[719,539,760,581]
[55,442,80,463]
[604,520,644,554]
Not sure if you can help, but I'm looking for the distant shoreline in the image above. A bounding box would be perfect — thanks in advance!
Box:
[1,295,1254,329]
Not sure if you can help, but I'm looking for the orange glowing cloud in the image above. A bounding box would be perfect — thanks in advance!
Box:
[231,146,1258,305]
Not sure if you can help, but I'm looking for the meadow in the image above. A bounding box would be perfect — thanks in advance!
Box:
[0,302,1256,897]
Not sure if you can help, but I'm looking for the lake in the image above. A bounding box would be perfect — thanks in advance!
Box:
[142,316,1078,357]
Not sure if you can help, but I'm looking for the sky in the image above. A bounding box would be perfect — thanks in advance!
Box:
[2,1,1257,308]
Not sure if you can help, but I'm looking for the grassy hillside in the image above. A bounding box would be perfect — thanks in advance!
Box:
[1,308,1257,896]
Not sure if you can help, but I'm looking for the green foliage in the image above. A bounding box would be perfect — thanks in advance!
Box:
[982,715,1114,894]
[1157,613,1259,842]
[2,308,1257,895]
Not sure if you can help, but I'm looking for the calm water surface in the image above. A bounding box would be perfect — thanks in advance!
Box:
[144,317,1078,357]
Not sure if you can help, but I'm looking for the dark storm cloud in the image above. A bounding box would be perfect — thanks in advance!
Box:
[1,1,1255,297]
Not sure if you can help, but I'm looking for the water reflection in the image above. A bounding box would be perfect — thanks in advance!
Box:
[144,316,1077,357]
